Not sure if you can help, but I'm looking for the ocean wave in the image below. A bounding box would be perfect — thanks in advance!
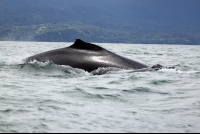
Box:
[91,67,123,75]
[74,86,105,99]
[149,80,173,85]
[74,86,125,102]
[21,60,90,78]
[122,87,170,95]
[159,68,200,74]
[158,68,181,73]
[1,54,31,66]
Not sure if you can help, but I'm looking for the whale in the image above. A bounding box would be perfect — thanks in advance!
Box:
[26,39,173,75]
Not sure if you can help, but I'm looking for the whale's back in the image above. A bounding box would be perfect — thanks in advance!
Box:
[27,39,149,72]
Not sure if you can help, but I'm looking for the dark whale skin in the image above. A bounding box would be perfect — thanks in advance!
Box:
[26,39,149,72]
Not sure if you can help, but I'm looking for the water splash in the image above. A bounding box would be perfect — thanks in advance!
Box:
[21,60,90,78]
[91,67,123,75]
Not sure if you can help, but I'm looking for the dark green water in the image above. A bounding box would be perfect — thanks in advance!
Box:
[0,41,200,132]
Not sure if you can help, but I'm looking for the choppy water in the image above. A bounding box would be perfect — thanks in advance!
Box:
[0,41,200,133]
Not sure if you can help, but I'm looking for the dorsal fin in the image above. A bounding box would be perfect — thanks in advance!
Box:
[69,39,103,50]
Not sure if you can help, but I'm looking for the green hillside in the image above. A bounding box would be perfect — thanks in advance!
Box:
[1,22,199,44]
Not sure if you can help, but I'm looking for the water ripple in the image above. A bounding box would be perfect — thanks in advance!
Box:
[149,80,173,85]
[0,42,200,133]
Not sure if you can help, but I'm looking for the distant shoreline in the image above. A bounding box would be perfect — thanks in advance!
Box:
[0,23,199,45]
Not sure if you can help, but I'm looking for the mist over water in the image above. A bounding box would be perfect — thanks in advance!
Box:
[0,41,200,133]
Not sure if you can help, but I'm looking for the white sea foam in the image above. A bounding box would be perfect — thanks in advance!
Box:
[159,68,200,74]
[27,59,52,66]
[159,68,180,73]
[3,54,30,65]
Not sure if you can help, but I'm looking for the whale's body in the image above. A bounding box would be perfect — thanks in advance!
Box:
[26,39,169,74]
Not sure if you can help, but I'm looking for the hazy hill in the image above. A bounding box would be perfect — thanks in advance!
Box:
[0,0,199,44]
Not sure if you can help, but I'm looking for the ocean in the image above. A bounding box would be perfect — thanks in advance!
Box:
[0,41,200,133]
